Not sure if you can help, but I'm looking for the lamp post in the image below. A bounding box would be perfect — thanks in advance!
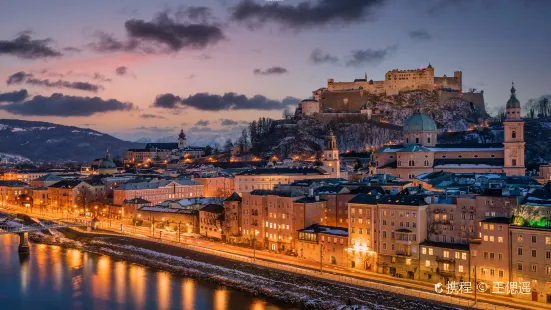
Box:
[320,244,324,274]
[253,229,259,260]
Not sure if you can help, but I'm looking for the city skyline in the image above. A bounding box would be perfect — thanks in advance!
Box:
[1,0,550,143]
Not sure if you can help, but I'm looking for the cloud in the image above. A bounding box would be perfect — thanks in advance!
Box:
[0,93,134,116]
[152,92,300,111]
[6,71,103,92]
[0,89,28,103]
[195,119,210,126]
[0,33,62,59]
[188,126,213,133]
[409,29,432,42]
[152,93,182,109]
[134,126,175,133]
[253,66,288,75]
[115,66,128,76]
[176,6,215,24]
[63,46,81,53]
[89,10,225,53]
[345,45,397,67]
[139,113,166,119]
[220,119,238,126]
[310,48,339,64]
[426,0,475,15]
[231,0,386,29]
[93,72,112,82]
[6,72,33,84]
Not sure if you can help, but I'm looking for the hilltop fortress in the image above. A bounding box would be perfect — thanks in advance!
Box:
[300,64,486,118]
[326,64,461,95]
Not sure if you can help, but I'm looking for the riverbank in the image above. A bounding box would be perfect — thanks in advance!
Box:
[28,228,457,310]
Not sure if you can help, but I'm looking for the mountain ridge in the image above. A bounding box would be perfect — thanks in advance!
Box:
[0,119,143,163]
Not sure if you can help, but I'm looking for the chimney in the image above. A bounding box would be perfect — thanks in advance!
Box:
[308,188,314,198]
[315,195,320,202]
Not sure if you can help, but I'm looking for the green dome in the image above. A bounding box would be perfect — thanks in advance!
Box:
[99,159,116,169]
[403,99,437,133]
[506,83,521,109]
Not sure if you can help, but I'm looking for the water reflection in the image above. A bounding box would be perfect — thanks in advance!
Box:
[0,235,296,310]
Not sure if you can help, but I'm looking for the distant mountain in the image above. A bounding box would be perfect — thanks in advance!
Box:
[0,119,144,163]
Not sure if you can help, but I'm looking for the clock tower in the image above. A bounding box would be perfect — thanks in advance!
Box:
[503,83,525,176]
[322,129,340,178]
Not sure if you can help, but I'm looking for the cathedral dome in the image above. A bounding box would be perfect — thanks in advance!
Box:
[403,99,437,133]
[506,83,521,109]
[99,159,116,169]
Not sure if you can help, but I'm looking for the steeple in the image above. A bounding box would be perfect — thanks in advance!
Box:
[414,98,423,113]
[322,128,340,178]
[105,149,110,160]
[178,129,187,149]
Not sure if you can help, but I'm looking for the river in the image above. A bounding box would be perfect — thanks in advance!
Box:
[0,235,296,310]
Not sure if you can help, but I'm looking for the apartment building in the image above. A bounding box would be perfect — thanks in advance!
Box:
[347,193,379,271]
[240,190,304,252]
[298,224,348,267]
[377,195,429,279]
[470,217,511,289]
[113,179,203,205]
[419,241,471,284]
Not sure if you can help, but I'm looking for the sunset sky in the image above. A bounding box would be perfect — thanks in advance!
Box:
[1,0,550,144]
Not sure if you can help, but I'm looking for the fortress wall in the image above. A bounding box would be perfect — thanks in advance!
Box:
[438,91,486,115]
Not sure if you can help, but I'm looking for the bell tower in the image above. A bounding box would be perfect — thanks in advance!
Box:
[322,129,340,178]
[503,82,525,176]
[178,129,187,149]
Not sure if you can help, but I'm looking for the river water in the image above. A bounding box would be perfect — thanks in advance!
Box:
[0,235,295,310]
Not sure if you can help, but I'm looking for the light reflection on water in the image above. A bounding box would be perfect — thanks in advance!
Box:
[0,235,296,310]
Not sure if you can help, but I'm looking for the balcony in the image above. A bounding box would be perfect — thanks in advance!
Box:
[436,268,454,277]
[395,250,412,257]
[435,256,455,264]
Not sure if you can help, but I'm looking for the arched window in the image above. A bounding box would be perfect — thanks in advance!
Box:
[512,131,516,139]
[424,160,430,167]
[416,138,420,144]
[427,137,431,144]
[406,138,409,143]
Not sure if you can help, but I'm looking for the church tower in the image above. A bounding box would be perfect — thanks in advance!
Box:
[503,83,525,176]
[322,129,340,178]
[178,129,187,149]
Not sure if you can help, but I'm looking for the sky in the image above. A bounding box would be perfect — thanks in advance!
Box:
[0,0,550,145]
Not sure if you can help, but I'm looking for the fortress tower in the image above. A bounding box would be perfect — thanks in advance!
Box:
[502,83,525,176]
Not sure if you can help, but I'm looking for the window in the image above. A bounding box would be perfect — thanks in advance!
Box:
[462,253,467,260]
[422,247,427,255]
[455,252,461,259]
[532,249,537,258]
[532,235,537,243]
[458,265,464,273]
[498,253,503,260]
[443,251,450,258]
[546,237,551,245]
[546,251,551,259]
[443,263,449,271]
[531,264,537,272]
[547,266,551,275]
[429,248,433,255]
[512,130,516,139]
[518,263,523,271]
[518,248,523,256]
[498,237,503,243]
[499,270,504,278]
[425,260,430,267]
[518,234,523,242]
